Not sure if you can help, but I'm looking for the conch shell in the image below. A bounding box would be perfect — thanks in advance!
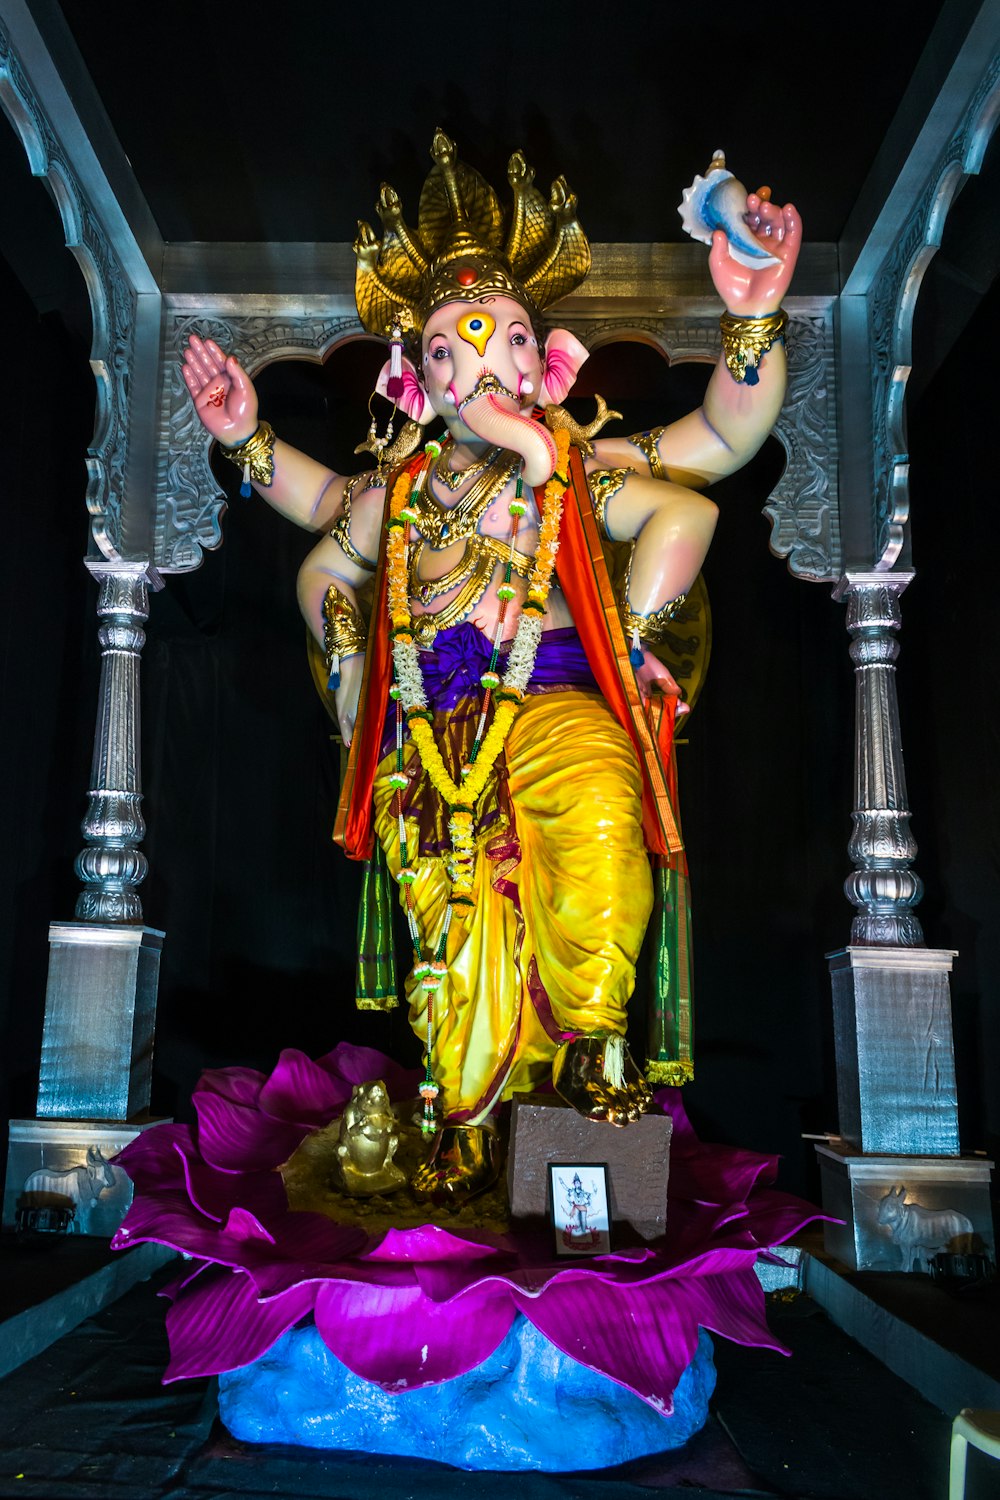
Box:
[678,150,781,269]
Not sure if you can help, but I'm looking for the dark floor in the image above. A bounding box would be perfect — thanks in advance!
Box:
[1,1264,998,1500]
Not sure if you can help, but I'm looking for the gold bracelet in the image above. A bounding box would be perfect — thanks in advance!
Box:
[624,594,688,646]
[719,309,787,385]
[220,420,276,487]
[322,584,367,689]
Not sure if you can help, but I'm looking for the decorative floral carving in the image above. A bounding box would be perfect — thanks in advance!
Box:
[157,312,364,570]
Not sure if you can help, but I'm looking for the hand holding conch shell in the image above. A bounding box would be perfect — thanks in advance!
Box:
[679,152,802,317]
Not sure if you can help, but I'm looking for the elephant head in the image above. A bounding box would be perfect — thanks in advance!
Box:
[375,295,589,486]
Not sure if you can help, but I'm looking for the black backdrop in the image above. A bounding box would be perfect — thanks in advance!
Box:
[1,194,997,1208]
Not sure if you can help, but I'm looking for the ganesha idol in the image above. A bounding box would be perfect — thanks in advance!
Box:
[182,131,801,1205]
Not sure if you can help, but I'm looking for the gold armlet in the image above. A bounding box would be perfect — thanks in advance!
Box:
[322,584,367,690]
[719,309,787,385]
[220,420,276,488]
[330,473,378,573]
[624,594,688,648]
[627,427,667,481]
[588,466,635,538]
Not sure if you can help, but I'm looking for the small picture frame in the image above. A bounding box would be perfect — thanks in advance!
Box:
[548,1162,612,1256]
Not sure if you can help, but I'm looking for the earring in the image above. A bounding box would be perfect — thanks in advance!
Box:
[353,392,423,479]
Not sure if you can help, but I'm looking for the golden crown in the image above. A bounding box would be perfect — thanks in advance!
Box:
[353,130,591,341]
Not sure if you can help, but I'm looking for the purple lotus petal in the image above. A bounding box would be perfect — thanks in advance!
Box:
[113,1190,291,1267]
[681,1267,789,1353]
[316,1041,420,1103]
[117,1043,825,1404]
[195,1065,267,1107]
[511,1278,702,1415]
[731,1189,831,1247]
[249,1255,416,1300]
[174,1140,287,1225]
[112,1124,194,1190]
[257,1048,354,1128]
[164,1269,316,1382]
[314,1279,514,1390]
[160,1261,213,1299]
[365,1223,503,1264]
[193,1087,305,1172]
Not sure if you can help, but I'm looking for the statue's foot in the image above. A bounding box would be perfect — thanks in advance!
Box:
[410,1123,503,1207]
[553,1034,652,1127]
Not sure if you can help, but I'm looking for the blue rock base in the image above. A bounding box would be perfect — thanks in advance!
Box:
[218,1315,716,1471]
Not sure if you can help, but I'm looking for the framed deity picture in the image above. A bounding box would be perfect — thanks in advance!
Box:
[548,1163,612,1256]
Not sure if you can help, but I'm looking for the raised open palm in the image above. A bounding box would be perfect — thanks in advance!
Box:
[181,334,258,446]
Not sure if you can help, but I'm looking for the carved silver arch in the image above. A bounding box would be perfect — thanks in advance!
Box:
[565,311,839,582]
[156,311,367,571]
[870,54,1000,569]
[0,19,134,561]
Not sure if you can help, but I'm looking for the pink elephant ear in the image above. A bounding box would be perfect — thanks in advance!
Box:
[376,358,435,425]
[538,329,589,406]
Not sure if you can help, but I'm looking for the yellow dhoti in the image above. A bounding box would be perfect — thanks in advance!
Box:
[373,690,653,1122]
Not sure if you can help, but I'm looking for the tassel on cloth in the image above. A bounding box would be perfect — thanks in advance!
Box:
[629,625,644,668]
[385,323,405,401]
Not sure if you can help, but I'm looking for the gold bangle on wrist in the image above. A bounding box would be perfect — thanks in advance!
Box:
[624,595,687,644]
[322,584,368,690]
[221,420,276,490]
[719,309,787,386]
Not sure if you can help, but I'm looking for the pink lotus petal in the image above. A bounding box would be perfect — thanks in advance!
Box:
[314,1279,514,1390]
[193,1087,305,1172]
[164,1269,316,1381]
[257,1048,354,1127]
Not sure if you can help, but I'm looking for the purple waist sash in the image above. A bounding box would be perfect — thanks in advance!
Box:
[380,622,598,758]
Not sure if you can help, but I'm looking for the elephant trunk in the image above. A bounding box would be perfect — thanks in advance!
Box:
[459,385,558,488]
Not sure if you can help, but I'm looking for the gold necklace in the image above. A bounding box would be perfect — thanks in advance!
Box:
[413,448,519,548]
[433,439,500,492]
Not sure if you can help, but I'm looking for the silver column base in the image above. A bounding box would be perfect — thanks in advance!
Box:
[829,946,960,1156]
[816,1139,994,1272]
[3,1117,167,1238]
[37,922,164,1121]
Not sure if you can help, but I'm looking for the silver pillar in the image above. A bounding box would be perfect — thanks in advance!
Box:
[819,573,994,1271]
[4,559,169,1234]
[834,570,923,946]
[74,560,161,922]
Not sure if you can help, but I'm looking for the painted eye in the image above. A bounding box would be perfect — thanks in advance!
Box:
[430,345,450,361]
[510,332,526,346]
[456,310,496,356]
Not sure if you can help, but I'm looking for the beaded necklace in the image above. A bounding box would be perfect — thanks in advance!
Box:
[387,427,572,1126]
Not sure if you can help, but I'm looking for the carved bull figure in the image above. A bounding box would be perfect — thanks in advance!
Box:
[876,1185,974,1272]
[21,1145,117,1230]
